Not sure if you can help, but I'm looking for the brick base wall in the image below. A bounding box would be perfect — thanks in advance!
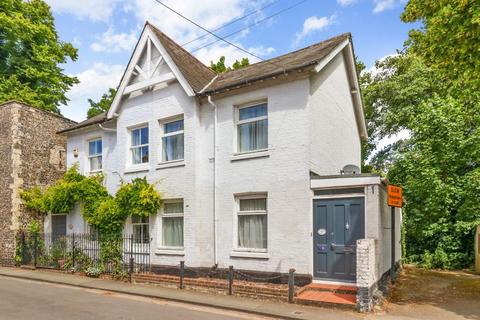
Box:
[133,273,294,301]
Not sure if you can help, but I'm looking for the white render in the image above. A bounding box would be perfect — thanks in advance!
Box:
[58,24,400,283]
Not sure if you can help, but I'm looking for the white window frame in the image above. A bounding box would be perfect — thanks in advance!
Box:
[160,199,184,249]
[233,194,268,253]
[132,215,150,244]
[160,116,184,163]
[87,138,102,173]
[235,101,268,154]
[129,124,149,165]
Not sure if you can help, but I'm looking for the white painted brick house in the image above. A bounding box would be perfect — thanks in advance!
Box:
[54,22,401,307]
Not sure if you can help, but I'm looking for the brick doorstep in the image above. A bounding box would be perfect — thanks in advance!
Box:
[296,283,357,295]
[296,290,356,308]
[295,283,357,309]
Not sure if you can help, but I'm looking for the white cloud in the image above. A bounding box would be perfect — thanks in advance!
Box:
[125,0,257,45]
[373,0,396,13]
[45,0,120,22]
[61,63,124,122]
[294,15,335,45]
[91,28,138,53]
[337,0,357,6]
[363,53,398,77]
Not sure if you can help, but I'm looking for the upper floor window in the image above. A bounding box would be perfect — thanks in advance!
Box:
[162,201,184,248]
[237,103,268,153]
[131,126,149,164]
[88,139,102,172]
[162,119,184,162]
[237,196,267,250]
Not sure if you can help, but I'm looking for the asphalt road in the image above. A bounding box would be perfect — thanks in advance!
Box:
[0,276,275,320]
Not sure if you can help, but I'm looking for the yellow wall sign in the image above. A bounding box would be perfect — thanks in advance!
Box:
[387,185,403,207]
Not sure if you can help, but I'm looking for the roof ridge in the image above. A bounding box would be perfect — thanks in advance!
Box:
[219,32,351,77]
[147,22,216,77]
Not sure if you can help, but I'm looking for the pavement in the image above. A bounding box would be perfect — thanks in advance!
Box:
[1,266,478,319]
[0,267,360,320]
[0,276,271,320]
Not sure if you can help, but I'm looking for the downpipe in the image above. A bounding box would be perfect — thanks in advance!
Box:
[207,95,218,266]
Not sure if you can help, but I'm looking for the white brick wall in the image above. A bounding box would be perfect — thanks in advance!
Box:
[64,52,363,275]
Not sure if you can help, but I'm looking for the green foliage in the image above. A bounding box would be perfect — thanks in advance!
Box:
[401,0,480,94]
[87,197,124,235]
[0,0,79,112]
[87,88,116,119]
[210,56,250,73]
[85,266,102,278]
[64,248,93,272]
[115,178,162,219]
[388,95,480,269]
[21,187,47,213]
[20,166,162,274]
[360,1,480,269]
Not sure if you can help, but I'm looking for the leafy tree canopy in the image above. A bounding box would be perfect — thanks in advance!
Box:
[210,56,250,73]
[360,0,480,268]
[401,0,480,94]
[87,88,116,119]
[0,0,78,113]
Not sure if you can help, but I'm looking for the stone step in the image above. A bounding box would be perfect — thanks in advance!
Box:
[296,290,356,309]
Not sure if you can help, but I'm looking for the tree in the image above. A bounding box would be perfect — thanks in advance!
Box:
[0,0,78,113]
[388,95,480,269]
[360,0,480,268]
[210,56,250,73]
[87,88,116,119]
[401,0,480,94]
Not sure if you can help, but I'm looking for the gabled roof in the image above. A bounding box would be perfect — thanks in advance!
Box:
[201,33,351,95]
[148,23,216,93]
[62,24,366,138]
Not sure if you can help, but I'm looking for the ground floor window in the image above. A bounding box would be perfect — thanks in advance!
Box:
[132,216,149,243]
[162,201,184,248]
[237,196,267,250]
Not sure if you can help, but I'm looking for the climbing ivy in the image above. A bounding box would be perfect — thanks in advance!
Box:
[20,166,162,273]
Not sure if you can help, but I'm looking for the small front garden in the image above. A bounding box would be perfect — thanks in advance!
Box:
[18,165,162,276]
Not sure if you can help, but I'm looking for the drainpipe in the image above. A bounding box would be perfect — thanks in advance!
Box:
[207,95,218,266]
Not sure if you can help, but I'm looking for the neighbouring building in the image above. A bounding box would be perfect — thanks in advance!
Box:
[57,22,402,310]
[0,101,76,265]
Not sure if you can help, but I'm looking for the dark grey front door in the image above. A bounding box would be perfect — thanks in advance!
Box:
[313,198,364,281]
[51,215,67,241]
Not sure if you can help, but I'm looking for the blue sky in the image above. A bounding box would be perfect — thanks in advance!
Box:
[45,0,418,122]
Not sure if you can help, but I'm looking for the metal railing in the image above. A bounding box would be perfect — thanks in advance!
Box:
[18,232,150,275]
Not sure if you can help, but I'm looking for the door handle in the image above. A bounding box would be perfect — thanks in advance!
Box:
[330,243,336,250]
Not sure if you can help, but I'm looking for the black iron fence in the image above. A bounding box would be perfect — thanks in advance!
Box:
[17,232,150,275]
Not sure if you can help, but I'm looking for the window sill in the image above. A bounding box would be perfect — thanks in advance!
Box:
[156,160,185,170]
[230,251,269,259]
[155,248,185,256]
[231,149,270,162]
[124,164,150,174]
